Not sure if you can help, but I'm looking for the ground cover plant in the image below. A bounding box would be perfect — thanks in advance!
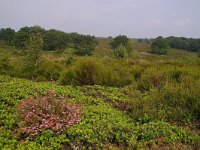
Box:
[0,74,199,149]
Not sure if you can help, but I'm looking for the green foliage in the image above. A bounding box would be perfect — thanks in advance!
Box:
[43,29,69,52]
[0,75,199,149]
[17,130,70,150]
[60,57,133,86]
[111,35,129,49]
[166,36,200,52]
[0,28,15,44]
[0,56,14,75]
[125,65,200,123]
[38,61,62,81]
[25,30,43,67]
[129,121,199,149]
[66,56,75,65]
[14,26,44,50]
[114,44,128,58]
[0,33,200,149]
[73,34,98,56]
[151,37,169,55]
[0,127,17,150]
[67,104,133,147]
[60,57,104,85]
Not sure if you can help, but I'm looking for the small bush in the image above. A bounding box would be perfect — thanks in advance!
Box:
[114,44,128,58]
[17,90,82,139]
[137,67,167,91]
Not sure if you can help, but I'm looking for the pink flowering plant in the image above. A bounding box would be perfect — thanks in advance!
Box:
[17,90,81,139]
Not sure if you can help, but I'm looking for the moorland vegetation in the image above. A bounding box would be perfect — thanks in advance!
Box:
[0,26,199,149]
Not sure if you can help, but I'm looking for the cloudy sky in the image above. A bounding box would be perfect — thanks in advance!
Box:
[0,0,199,38]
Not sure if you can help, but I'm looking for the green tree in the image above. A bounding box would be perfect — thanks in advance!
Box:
[14,26,44,49]
[111,35,129,49]
[0,28,15,44]
[151,37,169,55]
[74,34,98,56]
[188,39,200,52]
[26,32,43,67]
[165,36,200,52]
[43,29,69,52]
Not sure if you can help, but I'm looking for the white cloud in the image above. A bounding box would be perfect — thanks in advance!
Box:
[172,19,192,27]
[149,19,162,25]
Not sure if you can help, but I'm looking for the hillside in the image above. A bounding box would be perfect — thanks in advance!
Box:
[0,38,200,149]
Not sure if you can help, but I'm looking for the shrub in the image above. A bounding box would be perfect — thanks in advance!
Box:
[111,35,129,49]
[151,37,169,55]
[17,90,81,139]
[35,61,62,81]
[60,57,134,86]
[137,67,167,91]
[73,34,98,56]
[114,44,128,58]
[60,57,105,85]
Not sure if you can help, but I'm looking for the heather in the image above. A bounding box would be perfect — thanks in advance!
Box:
[17,90,81,139]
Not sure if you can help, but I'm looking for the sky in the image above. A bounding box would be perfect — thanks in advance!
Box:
[0,0,200,38]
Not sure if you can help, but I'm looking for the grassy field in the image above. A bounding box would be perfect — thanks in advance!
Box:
[0,39,200,149]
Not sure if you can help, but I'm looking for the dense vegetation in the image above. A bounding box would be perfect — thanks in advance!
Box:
[0,26,97,55]
[138,36,200,53]
[166,36,200,52]
[151,37,169,55]
[0,26,200,149]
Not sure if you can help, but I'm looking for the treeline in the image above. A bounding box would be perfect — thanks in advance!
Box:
[0,26,98,55]
[166,36,200,52]
[138,36,200,53]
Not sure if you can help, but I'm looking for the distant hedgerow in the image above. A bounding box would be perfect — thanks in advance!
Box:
[17,90,82,139]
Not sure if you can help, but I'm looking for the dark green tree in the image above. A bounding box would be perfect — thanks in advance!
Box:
[151,37,169,55]
[188,39,200,52]
[166,36,200,52]
[74,34,98,56]
[111,35,129,49]
[14,26,44,49]
[43,29,69,52]
[0,28,15,44]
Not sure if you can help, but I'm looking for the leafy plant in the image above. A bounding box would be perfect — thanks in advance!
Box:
[114,44,128,58]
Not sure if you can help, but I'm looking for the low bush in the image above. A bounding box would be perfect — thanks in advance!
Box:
[66,104,134,148]
[17,130,70,150]
[129,121,200,149]
[17,90,82,139]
